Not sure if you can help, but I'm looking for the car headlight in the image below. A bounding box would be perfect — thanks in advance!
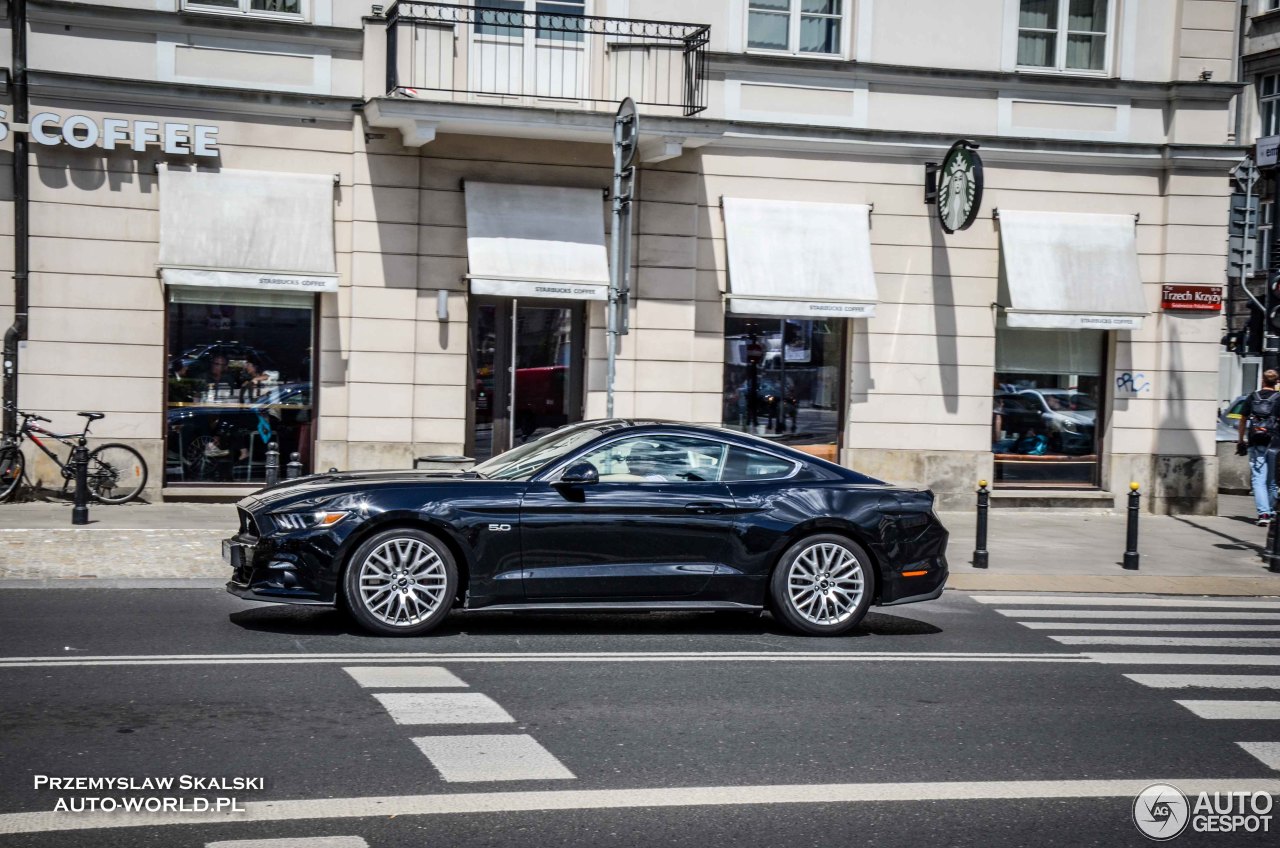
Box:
[270,510,349,532]
[1060,420,1079,434]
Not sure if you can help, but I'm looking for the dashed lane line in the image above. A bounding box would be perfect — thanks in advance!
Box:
[972,596,1280,609]
[995,609,1280,620]
[1124,674,1280,689]
[1174,700,1280,720]
[344,666,468,688]
[207,838,369,848]
[1239,742,1280,771]
[1051,636,1280,648]
[412,734,576,782]
[371,692,516,725]
[1023,623,1280,632]
[3,778,1278,835]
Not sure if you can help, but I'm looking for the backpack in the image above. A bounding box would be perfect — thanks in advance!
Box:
[1248,389,1280,442]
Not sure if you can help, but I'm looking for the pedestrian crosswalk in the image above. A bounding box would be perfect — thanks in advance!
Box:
[974,592,1280,774]
[343,665,576,784]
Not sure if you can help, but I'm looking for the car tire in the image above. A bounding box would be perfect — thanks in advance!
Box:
[769,533,875,636]
[342,527,457,637]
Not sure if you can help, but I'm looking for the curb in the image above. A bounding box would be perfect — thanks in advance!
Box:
[947,574,1280,597]
[0,578,228,589]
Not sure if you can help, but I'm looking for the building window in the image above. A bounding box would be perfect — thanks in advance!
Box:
[166,289,315,485]
[183,0,304,19]
[1263,0,1280,14]
[722,316,844,457]
[747,0,843,56]
[1261,74,1280,138]
[1016,0,1109,72]
[992,328,1105,487]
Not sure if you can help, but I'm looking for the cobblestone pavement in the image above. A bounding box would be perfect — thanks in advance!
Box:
[0,529,225,579]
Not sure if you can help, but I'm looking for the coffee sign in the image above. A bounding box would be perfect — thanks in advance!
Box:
[0,110,219,158]
[1161,284,1222,312]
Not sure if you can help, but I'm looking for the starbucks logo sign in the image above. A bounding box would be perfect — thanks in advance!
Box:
[937,140,983,233]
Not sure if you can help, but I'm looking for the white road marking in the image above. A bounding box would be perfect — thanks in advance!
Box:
[973,595,1280,609]
[1051,635,1280,648]
[1088,653,1280,666]
[0,651,1090,669]
[1238,742,1280,771]
[1022,622,1280,632]
[372,692,515,725]
[1175,700,1280,720]
[207,838,369,848]
[412,734,576,782]
[997,609,1280,620]
[1124,674,1280,689]
[343,666,467,689]
[2,778,1278,835]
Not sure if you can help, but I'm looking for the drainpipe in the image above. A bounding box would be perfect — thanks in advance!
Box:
[2,0,27,437]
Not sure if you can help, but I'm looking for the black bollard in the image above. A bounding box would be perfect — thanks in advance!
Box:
[328,467,338,474]
[71,437,89,526]
[1266,517,1280,573]
[265,441,280,487]
[1122,482,1140,570]
[285,452,303,480]
[972,480,990,569]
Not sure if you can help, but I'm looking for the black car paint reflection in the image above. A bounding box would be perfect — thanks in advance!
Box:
[225,421,948,633]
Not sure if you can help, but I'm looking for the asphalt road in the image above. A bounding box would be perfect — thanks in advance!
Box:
[0,588,1277,847]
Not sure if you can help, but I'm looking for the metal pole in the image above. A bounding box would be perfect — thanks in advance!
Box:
[3,0,29,439]
[972,480,989,569]
[607,166,619,418]
[1265,445,1280,572]
[1122,482,1141,570]
[265,440,280,487]
[775,318,787,433]
[71,437,88,526]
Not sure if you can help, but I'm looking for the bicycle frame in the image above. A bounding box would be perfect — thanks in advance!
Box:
[18,419,93,478]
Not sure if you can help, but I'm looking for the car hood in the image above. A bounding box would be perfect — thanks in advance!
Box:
[1052,410,1095,426]
[241,469,479,510]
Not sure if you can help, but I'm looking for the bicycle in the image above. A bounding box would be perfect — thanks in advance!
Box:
[0,405,148,504]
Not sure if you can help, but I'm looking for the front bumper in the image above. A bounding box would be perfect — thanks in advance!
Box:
[223,505,345,605]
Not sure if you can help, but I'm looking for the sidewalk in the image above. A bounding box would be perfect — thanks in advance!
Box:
[0,496,1278,595]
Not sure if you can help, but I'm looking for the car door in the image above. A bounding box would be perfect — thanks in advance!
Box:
[519,433,737,600]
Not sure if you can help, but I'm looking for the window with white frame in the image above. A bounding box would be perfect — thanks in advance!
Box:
[1261,74,1280,138]
[1263,0,1280,15]
[184,0,304,19]
[747,0,843,56]
[1016,0,1109,72]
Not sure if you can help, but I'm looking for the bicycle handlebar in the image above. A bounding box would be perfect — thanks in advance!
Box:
[2,404,50,424]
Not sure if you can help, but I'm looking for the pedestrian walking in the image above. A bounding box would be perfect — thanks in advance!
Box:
[1237,368,1280,525]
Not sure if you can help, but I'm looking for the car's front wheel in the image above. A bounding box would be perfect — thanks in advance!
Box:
[342,528,457,636]
[770,534,875,636]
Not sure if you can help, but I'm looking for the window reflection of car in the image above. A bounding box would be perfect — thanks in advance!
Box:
[1217,393,1249,442]
[734,376,798,431]
[169,342,277,378]
[167,382,311,481]
[994,389,1096,455]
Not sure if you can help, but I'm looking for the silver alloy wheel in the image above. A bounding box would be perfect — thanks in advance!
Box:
[357,537,448,627]
[786,541,865,626]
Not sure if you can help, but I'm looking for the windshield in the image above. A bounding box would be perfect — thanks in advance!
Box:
[471,422,612,480]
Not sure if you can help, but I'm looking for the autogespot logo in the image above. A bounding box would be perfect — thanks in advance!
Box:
[1134,783,1190,841]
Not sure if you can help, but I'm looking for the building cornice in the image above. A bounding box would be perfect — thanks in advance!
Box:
[709,52,1245,102]
[29,70,358,123]
[28,0,363,51]
[364,97,1245,171]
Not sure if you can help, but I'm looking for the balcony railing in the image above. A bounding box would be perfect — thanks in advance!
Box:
[384,1,710,117]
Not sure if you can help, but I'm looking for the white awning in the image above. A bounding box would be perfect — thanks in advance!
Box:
[464,182,609,301]
[998,209,1148,331]
[158,166,338,293]
[722,198,877,318]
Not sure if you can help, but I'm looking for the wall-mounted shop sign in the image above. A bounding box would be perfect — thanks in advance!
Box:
[0,110,219,157]
[1161,284,1223,312]
[926,140,984,233]
[1258,135,1280,168]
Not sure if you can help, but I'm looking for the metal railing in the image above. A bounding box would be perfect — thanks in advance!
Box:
[384,1,709,117]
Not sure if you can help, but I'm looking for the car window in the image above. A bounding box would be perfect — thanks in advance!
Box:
[473,422,611,480]
[721,446,797,482]
[576,435,728,483]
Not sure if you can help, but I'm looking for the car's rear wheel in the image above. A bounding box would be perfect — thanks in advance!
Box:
[769,534,875,636]
[342,528,457,636]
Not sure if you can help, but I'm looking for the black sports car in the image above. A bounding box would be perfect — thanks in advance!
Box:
[224,420,948,636]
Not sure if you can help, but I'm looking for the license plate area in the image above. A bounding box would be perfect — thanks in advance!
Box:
[222,539,254,569]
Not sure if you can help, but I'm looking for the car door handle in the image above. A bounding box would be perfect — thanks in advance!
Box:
[684,502,726,515]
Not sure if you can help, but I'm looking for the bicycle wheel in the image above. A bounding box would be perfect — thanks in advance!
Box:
[0,445,24,502]
[87,443,148,504]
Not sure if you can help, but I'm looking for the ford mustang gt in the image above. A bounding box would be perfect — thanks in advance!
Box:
[224,420,948,636]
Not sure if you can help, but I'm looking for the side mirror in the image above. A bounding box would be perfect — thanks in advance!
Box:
[558,461,599,486]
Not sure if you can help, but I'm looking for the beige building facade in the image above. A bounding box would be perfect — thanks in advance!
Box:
[0,0,1244,512]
